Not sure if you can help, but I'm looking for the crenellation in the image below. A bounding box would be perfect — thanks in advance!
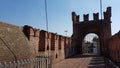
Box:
[103,7,111,21]
[55,34,59,40]
[76,15,80,22]
[83,14,89,22]
[103,12,107,20]
[45,31,48,39]
[72,7,111,23]
[23,25,34,37]
[61,36,64,41]
[34,29,40,37]
[72,12,76,22]
[47,32,51,39]
[93,13,99,21]
[72,12,80,23]
[107,7,111,17]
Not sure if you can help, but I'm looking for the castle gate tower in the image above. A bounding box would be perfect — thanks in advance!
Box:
[72,7,112,56]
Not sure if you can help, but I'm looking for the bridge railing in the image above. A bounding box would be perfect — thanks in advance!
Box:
[105,58,119,68]
[0,56,52,68]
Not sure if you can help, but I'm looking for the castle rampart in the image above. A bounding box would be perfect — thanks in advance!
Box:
[108,31,120,64]
[0,22,73,64]
[23,25,73,63]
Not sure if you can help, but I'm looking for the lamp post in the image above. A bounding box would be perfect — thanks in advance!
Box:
[65,30,68,36]
[44,0,51,68]
[45,0,48,31]
[44,0,50,57]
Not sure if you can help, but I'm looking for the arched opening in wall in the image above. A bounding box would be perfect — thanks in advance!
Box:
[82,33,100,55]
[56,54,58,58]
[47,45,49,50]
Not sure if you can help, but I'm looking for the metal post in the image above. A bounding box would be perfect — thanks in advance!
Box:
[44,0,49,56]
[100,0,102,19]
[45,0,48,31]
[44,0,51,68]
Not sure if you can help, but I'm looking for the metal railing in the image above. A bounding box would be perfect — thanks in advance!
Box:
[105,58,119,68]
[0,56,52,68]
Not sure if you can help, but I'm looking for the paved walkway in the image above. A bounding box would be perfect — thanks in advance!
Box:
[52,54,106,68]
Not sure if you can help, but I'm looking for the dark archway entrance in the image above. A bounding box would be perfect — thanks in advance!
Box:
[71,7,112,56]
[82,33,100,55]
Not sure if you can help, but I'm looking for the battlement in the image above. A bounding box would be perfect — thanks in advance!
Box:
[23,25,40,37]
[72,7,111,23]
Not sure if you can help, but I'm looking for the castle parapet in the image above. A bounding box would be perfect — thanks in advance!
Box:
[72,7,111,23]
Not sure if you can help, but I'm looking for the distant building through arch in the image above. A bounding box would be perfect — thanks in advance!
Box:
[82,33,100,55]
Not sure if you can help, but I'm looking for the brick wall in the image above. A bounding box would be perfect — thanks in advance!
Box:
[23,25,73,63]
[108,31,120,63]
[23,25,40,55]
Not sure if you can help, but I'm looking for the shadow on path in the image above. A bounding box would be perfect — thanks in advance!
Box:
[69,54,99,58]
[88,56,105,68]
[69,54,106,68]
[52,54,107,68]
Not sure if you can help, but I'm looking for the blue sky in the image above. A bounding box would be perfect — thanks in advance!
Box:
[0,0,120,36]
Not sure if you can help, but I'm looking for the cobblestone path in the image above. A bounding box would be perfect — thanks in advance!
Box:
[52,54,106,68]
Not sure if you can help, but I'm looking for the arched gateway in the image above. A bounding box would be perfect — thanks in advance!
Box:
[72,7,112,56]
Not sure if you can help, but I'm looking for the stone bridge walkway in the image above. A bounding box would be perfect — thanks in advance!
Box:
[52,54,106,68]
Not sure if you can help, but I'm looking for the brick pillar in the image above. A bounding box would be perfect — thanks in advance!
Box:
[60,36,65,60]
[54,34,59,63]
[45,32,51,56]
[33,29,40,55]
[23,25,40,56]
